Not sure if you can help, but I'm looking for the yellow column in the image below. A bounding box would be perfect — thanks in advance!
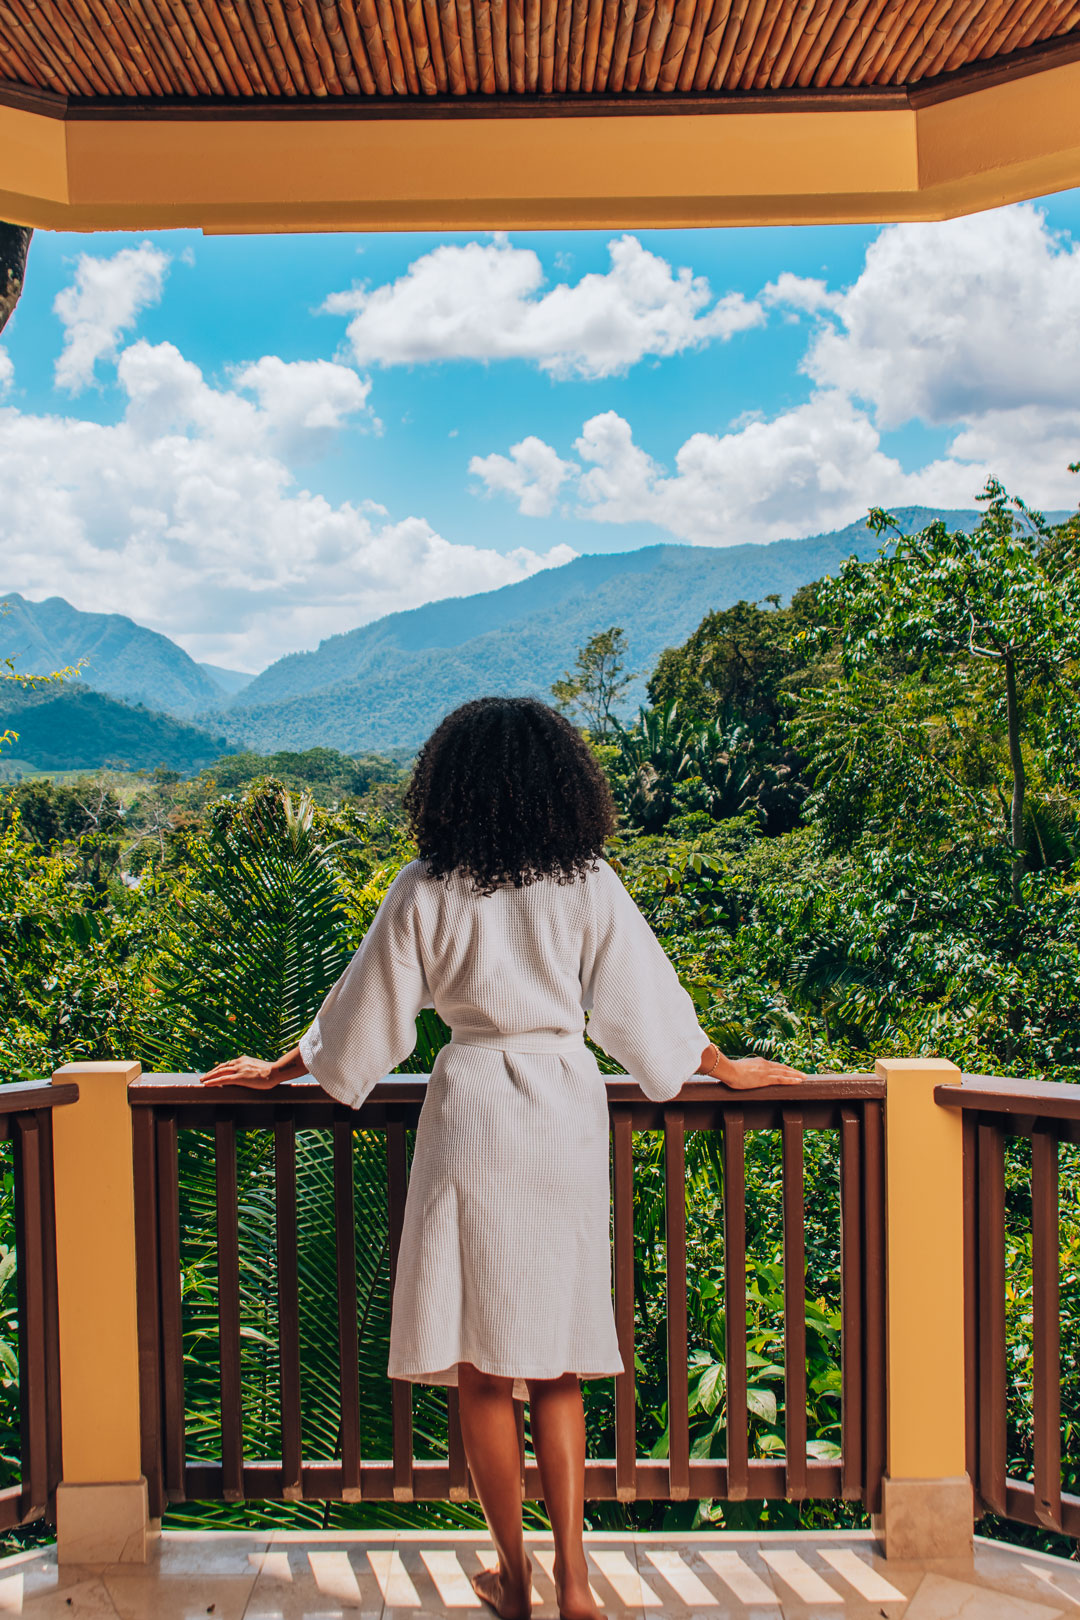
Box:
[877,1057,972,1560]
[51,1062,150,1564]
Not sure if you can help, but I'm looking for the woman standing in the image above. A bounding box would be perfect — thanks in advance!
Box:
[202,696,802,1620]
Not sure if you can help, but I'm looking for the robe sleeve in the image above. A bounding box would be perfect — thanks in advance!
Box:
[584,862,710,1103]
[298,867,431,1109]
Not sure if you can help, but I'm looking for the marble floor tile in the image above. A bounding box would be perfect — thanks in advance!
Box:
[591,1549,664,1608]
[699,1548,782,1608]
[639,1546,721,1609]
[104,1568,258,1620]
[971,1545,1080,1615]
[141,1534,272,1577]
[244,1543,383,1618]
[904,1571,1064,1619]
[12,1575,120,1618]
[817,1548,908,1604]
[759,1549,845,1606]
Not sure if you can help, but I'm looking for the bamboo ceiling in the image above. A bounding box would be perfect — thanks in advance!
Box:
[0,0,1077,103]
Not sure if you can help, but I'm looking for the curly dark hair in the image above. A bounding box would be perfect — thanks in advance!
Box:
[403,696,617,894]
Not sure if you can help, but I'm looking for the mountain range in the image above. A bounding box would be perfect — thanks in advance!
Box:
[0,508,1003,768]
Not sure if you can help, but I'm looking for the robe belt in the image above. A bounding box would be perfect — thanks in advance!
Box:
[446,1030,587,1055]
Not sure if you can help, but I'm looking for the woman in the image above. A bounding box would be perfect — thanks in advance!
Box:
[202,696,802,1620]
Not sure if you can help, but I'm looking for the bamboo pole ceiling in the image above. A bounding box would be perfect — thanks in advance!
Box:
[0,0,1077,102]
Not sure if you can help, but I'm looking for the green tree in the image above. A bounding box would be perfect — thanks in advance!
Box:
[798,483,1080,908]
[551,626,633,738]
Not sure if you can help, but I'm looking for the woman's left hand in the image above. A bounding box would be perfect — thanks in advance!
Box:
[200,1056,280,1089]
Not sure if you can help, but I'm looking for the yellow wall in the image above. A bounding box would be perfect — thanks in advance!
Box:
[878,1057,967,1482]
[2,56,1079,232]
[51,1061,143,1484]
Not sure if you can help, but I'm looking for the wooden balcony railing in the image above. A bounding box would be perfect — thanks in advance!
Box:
[0,1079,78,1531]
[10,1055,1075,1567]
[937,1075,1080,1539]
[127,1073,888,1517]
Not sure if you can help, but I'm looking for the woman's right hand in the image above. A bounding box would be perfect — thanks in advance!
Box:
[697,1044,805,1089]
[200,1056,281,1090]
[712,1055,805,1089]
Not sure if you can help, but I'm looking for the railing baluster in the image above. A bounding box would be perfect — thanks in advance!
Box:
[962,1114,979,1498]
[839,1107,863,1502]
[132,1105,165,1519]
[663,1107,689,1501]
[155,1112,186,1501]
[14,1115,48,1521]
[387,1120,414,1501]
[862,1100,886,1515]
[334,1118,362,1500]
[612,1105,637,1502]
[782,1111,807,1501]
[977,1119,1007,1518]
[214,1118,244,1501]
[274,1118,302,1501]
[1031,1125,1061,1533]
[37,1112,62,1520]
[447,1386,470,1501]
[723,1108,748,1500]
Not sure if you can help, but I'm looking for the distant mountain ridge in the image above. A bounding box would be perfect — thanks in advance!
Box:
[221,508,991,752]
[3,508,1033,766]
[0,592,224,715]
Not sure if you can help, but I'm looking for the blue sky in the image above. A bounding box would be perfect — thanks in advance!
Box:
[2,192,1080,670]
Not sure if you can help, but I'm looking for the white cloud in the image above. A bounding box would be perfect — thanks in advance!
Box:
[474,203,1080,546]
[53,242,170,394]
[474,393,1015,547]
[324,233,763,379]
[569,396,988,545]
[231,356,379,458]
[772,204,1080,430]
[0,339,574,669]
[0,349,12,393]
[469,436,577,516]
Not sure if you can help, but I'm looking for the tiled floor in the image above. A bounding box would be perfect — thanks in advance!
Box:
[0,1530,1077,1619]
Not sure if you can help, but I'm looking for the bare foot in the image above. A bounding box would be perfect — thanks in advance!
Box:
[472,1562,533,1620]
[553,1557,606,1620]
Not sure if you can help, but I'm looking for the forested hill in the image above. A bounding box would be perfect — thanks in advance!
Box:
[1,509,1002,763]
[223,508,986,754]
[0,593,248,715]
[0,683,226,773]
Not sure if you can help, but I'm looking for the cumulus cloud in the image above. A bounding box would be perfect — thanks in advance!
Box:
[53,242,170,394]
[571,396,990,544]
[474,204,1080,546]
[0,349,12,392]
[231,356,379,457]
[771,204,1080,430]
[324,234,763,379]
[469,436,577,516]
[1,339,574,669]
[473,391,1056,547]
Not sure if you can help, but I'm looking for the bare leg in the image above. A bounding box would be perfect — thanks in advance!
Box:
[527,1374,603,1620]
[458,1363,532,1620]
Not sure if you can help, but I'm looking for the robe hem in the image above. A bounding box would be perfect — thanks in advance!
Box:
[389,1360,624,1386]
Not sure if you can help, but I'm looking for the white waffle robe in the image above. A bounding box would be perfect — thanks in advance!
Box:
[299,857,709,1393]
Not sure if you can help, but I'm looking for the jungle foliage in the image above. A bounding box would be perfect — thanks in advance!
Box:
[1,487,1079,1546]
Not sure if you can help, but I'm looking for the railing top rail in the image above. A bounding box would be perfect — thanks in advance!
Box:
[0,1080,79,1114]
[127,1071,882,1106]
[936,1073,1080,1121]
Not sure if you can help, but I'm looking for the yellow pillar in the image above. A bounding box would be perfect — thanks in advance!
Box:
[877,1057,972,1560]
[51,1062,150,1563]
